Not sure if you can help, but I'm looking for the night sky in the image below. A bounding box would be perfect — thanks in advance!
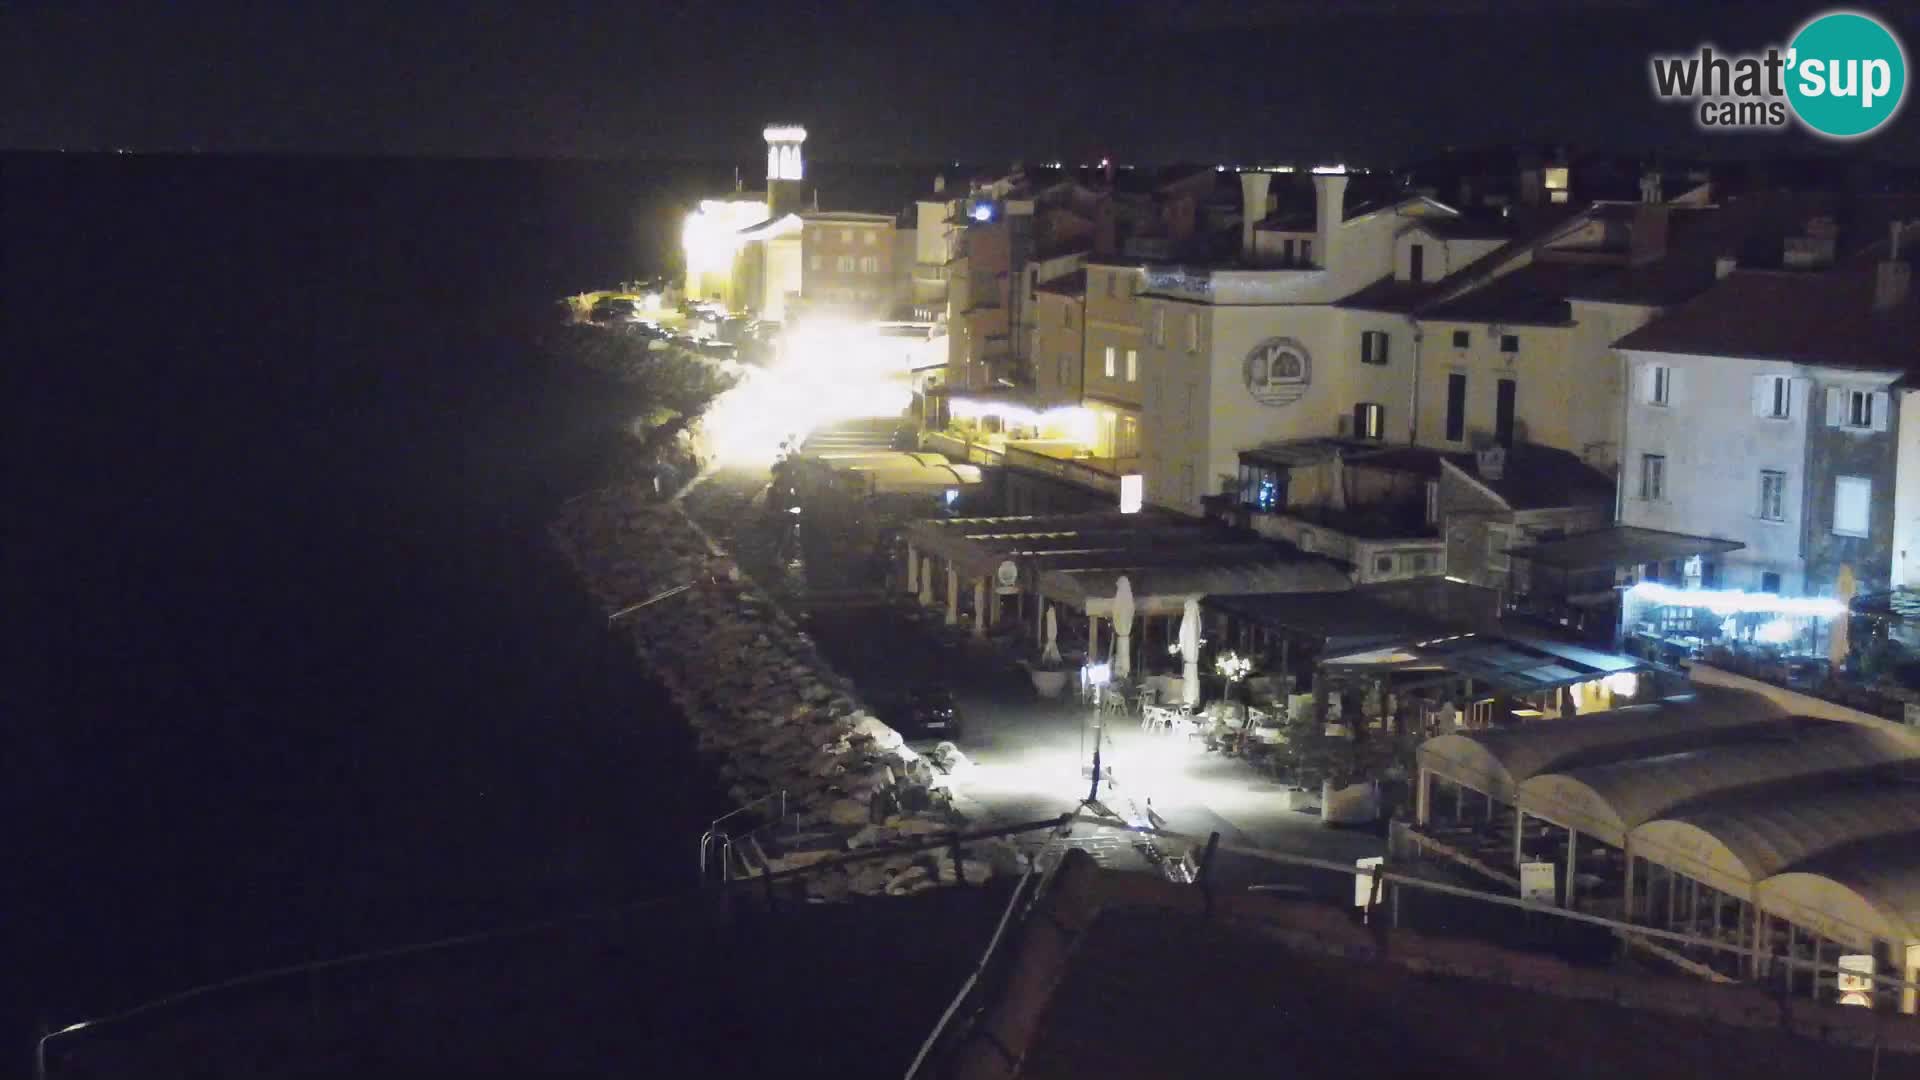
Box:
[4,0,1916,166]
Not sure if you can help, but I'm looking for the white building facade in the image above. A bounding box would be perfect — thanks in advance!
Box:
[1617,349,1813,592]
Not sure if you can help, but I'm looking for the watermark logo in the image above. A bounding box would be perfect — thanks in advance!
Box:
[1650,10,1906,139]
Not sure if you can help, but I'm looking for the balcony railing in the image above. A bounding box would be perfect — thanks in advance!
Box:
[1003,446,1122,495]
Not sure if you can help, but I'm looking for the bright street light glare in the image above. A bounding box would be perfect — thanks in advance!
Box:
[702,318,917,466]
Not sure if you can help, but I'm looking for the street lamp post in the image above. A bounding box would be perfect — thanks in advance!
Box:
[1083,662,1111,802]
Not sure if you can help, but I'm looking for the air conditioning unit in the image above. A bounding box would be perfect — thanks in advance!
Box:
[1476,446,1507,480]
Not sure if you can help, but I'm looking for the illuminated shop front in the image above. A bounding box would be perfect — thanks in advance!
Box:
[1620,578,1847,668]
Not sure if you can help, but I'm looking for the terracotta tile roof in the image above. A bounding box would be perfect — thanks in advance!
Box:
[1418,262,1585,326]
[1448,443,1615,511]
[1613,260,1920,372]
[1033,269,1087,297]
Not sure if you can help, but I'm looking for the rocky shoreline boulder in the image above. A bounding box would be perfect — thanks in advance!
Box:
[550,487,1009,898]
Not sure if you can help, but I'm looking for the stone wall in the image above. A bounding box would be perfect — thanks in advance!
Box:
[550,487,1026,898]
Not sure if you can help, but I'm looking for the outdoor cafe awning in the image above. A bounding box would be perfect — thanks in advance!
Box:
[901,511,1351,616]
[1322,629,1645,696]
[1205,579,1502,653]
[1504,526,1744,572]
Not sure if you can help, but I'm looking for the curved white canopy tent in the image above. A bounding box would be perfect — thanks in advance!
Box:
[1516,721,1920,848]
[1631,783,1920,903]
[1417,689,1785,806]
[1756,837,1920,955]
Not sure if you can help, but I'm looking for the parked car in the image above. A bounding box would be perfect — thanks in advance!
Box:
[901,686,963,740]
[589,296,639,323]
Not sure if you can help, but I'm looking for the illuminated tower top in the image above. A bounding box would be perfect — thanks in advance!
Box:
[765,125,806,182]
[765,124,806,218]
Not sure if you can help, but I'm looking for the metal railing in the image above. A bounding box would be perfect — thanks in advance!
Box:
[699,790,788,884]
[1002,445,1122,495]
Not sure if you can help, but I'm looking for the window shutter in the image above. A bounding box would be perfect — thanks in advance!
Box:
[1639,364,1655,402]
[1790,377,1810,418]
[1827,386,1845,426]
[1872,391,1891,432]
[1381,334,1391,365]
[1665,367,1679,405]
[1751,376,1771,417]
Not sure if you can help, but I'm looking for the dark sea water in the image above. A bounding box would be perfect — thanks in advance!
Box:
[1,152,919,1054]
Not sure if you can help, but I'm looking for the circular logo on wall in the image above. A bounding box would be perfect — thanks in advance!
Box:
[1243,337,1312,407]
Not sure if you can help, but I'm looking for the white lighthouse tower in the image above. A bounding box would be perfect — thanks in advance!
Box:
[764,124,806,218]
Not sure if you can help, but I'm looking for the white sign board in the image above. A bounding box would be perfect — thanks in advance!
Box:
[1354,856,1385,909]
[1838,954,1875,1005]
[995,559,1020,594]
[1520,861,1558,905]
[1119,474,1144,514]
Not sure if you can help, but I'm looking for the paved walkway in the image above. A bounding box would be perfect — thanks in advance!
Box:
[679,464,1383,887]
[799,602,1385,891]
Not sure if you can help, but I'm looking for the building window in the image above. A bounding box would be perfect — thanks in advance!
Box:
[859,256,879,273]
[1826,387,1888,431]
[1375,554,1395,574]
[1063,305,1073,328]
[1118,414,1139,457]
[862,230,876,246]
[1282,238,1296,264]
[1125,349,1138,382]
[1059,354,1071,387]
[809,255,823,271]
[1445,372,1467,442]
[1752,375,1791,419]
[1361,330,1390,366]
[1452,329,1469,349]
[1353,402,1385,440]
[1412,552,1433,572]
[836,255,856,273]
[1104,346,1117,378]
[1761,571,1782,593]
[1300,239,1313,264]
[1106,272,1117,299]
[1849,389,1874,428]
[1494,378,1517,448]
[1186,312,1200,353]
[1409,243,1425,283]
[1647,365,1672,406]
[1499,333,1519,353]
[1834,475,1872,537]
[1640,453,1666,501]
[1759,469,1786,521]
[841,228,854,245]
[1152,306,1166,347]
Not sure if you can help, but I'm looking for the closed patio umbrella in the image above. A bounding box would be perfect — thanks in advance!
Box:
[1042,604,1062,666]
[1180,597,1202,707]
[1112,576,1135,681]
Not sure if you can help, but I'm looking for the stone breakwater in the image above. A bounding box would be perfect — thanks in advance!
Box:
[550,487,1028,899]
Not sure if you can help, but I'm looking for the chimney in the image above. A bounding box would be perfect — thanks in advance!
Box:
[1639,168,1663,204]
[1784,217,1838,269]
[1715,254,1739,279]
[1239,171,1272,260]
[1876,222,1912,311]
[1313,172,1349,272]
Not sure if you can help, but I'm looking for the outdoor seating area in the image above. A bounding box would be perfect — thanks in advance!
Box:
[1413,689,1920,1010]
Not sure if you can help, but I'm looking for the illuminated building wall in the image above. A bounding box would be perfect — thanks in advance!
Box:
[797,213,897,319]
[682,196,769,307]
